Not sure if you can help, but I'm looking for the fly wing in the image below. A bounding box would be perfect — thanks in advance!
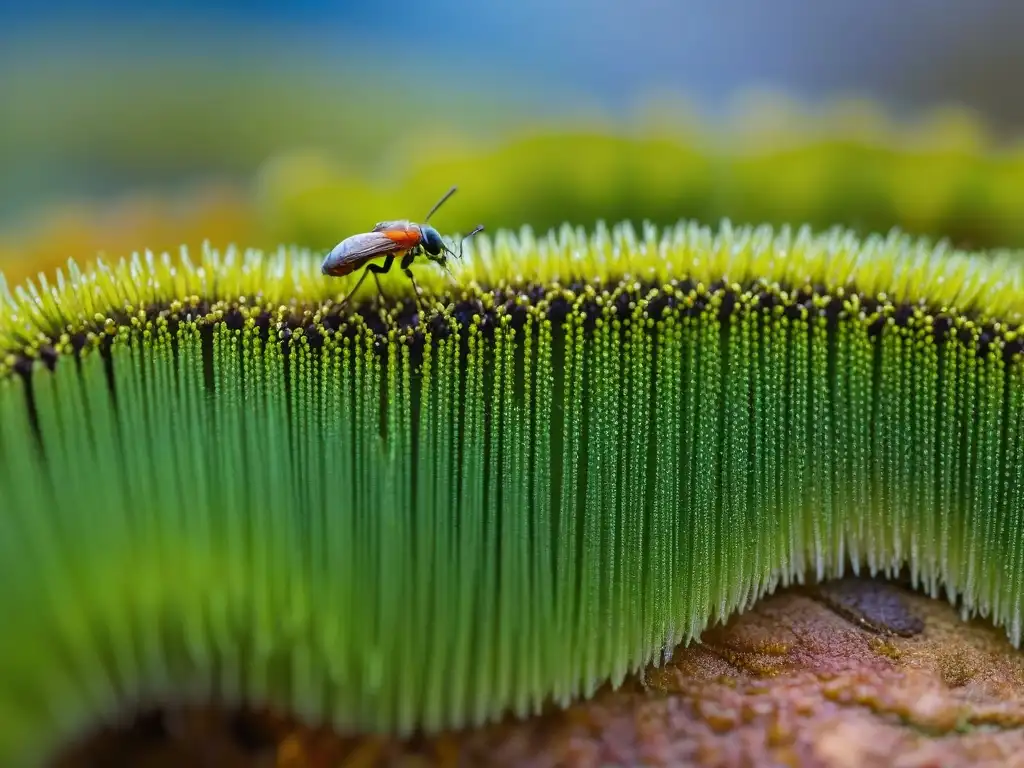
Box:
[321,232,402,276]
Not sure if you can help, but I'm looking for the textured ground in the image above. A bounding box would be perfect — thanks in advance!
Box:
[54,577,1024,768]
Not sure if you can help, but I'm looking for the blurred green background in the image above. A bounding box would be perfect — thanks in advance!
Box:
[2,3,1024,286]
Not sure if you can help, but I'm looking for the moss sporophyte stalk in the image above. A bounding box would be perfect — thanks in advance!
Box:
[2,219,1024,765]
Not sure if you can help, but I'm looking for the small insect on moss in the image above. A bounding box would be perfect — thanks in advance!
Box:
[321,185,485,307]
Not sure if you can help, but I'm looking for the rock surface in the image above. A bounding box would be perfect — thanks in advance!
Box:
[55,578,1024,767]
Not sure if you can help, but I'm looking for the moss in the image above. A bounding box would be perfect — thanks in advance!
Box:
[2,220,1024,764]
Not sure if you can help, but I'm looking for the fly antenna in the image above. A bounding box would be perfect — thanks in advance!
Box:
[424,185,458,223]
[456,224,485,260]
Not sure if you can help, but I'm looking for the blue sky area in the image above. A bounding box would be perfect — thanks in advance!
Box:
[3,0,1021,120]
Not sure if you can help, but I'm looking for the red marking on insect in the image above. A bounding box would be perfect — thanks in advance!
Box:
[378,225,425,251]
[321,186,484,308]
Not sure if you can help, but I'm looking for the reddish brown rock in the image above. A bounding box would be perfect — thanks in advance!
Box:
[53,579,1024,768]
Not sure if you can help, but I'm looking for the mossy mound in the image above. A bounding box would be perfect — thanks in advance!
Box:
[2,220,1023,765]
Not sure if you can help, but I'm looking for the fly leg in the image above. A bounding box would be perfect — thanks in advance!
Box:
[363,253,397,310]
[337,269,369,309]
[400,250,426,314]
[338,253,396,309]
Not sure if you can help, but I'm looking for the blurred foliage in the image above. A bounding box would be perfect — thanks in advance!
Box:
[0,184,256,288]
[2,97,1024,289]
[0,47,531,205]
[255,101,1024,254]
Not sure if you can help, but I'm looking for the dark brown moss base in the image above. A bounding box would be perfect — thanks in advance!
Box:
[10,276,1022,381]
